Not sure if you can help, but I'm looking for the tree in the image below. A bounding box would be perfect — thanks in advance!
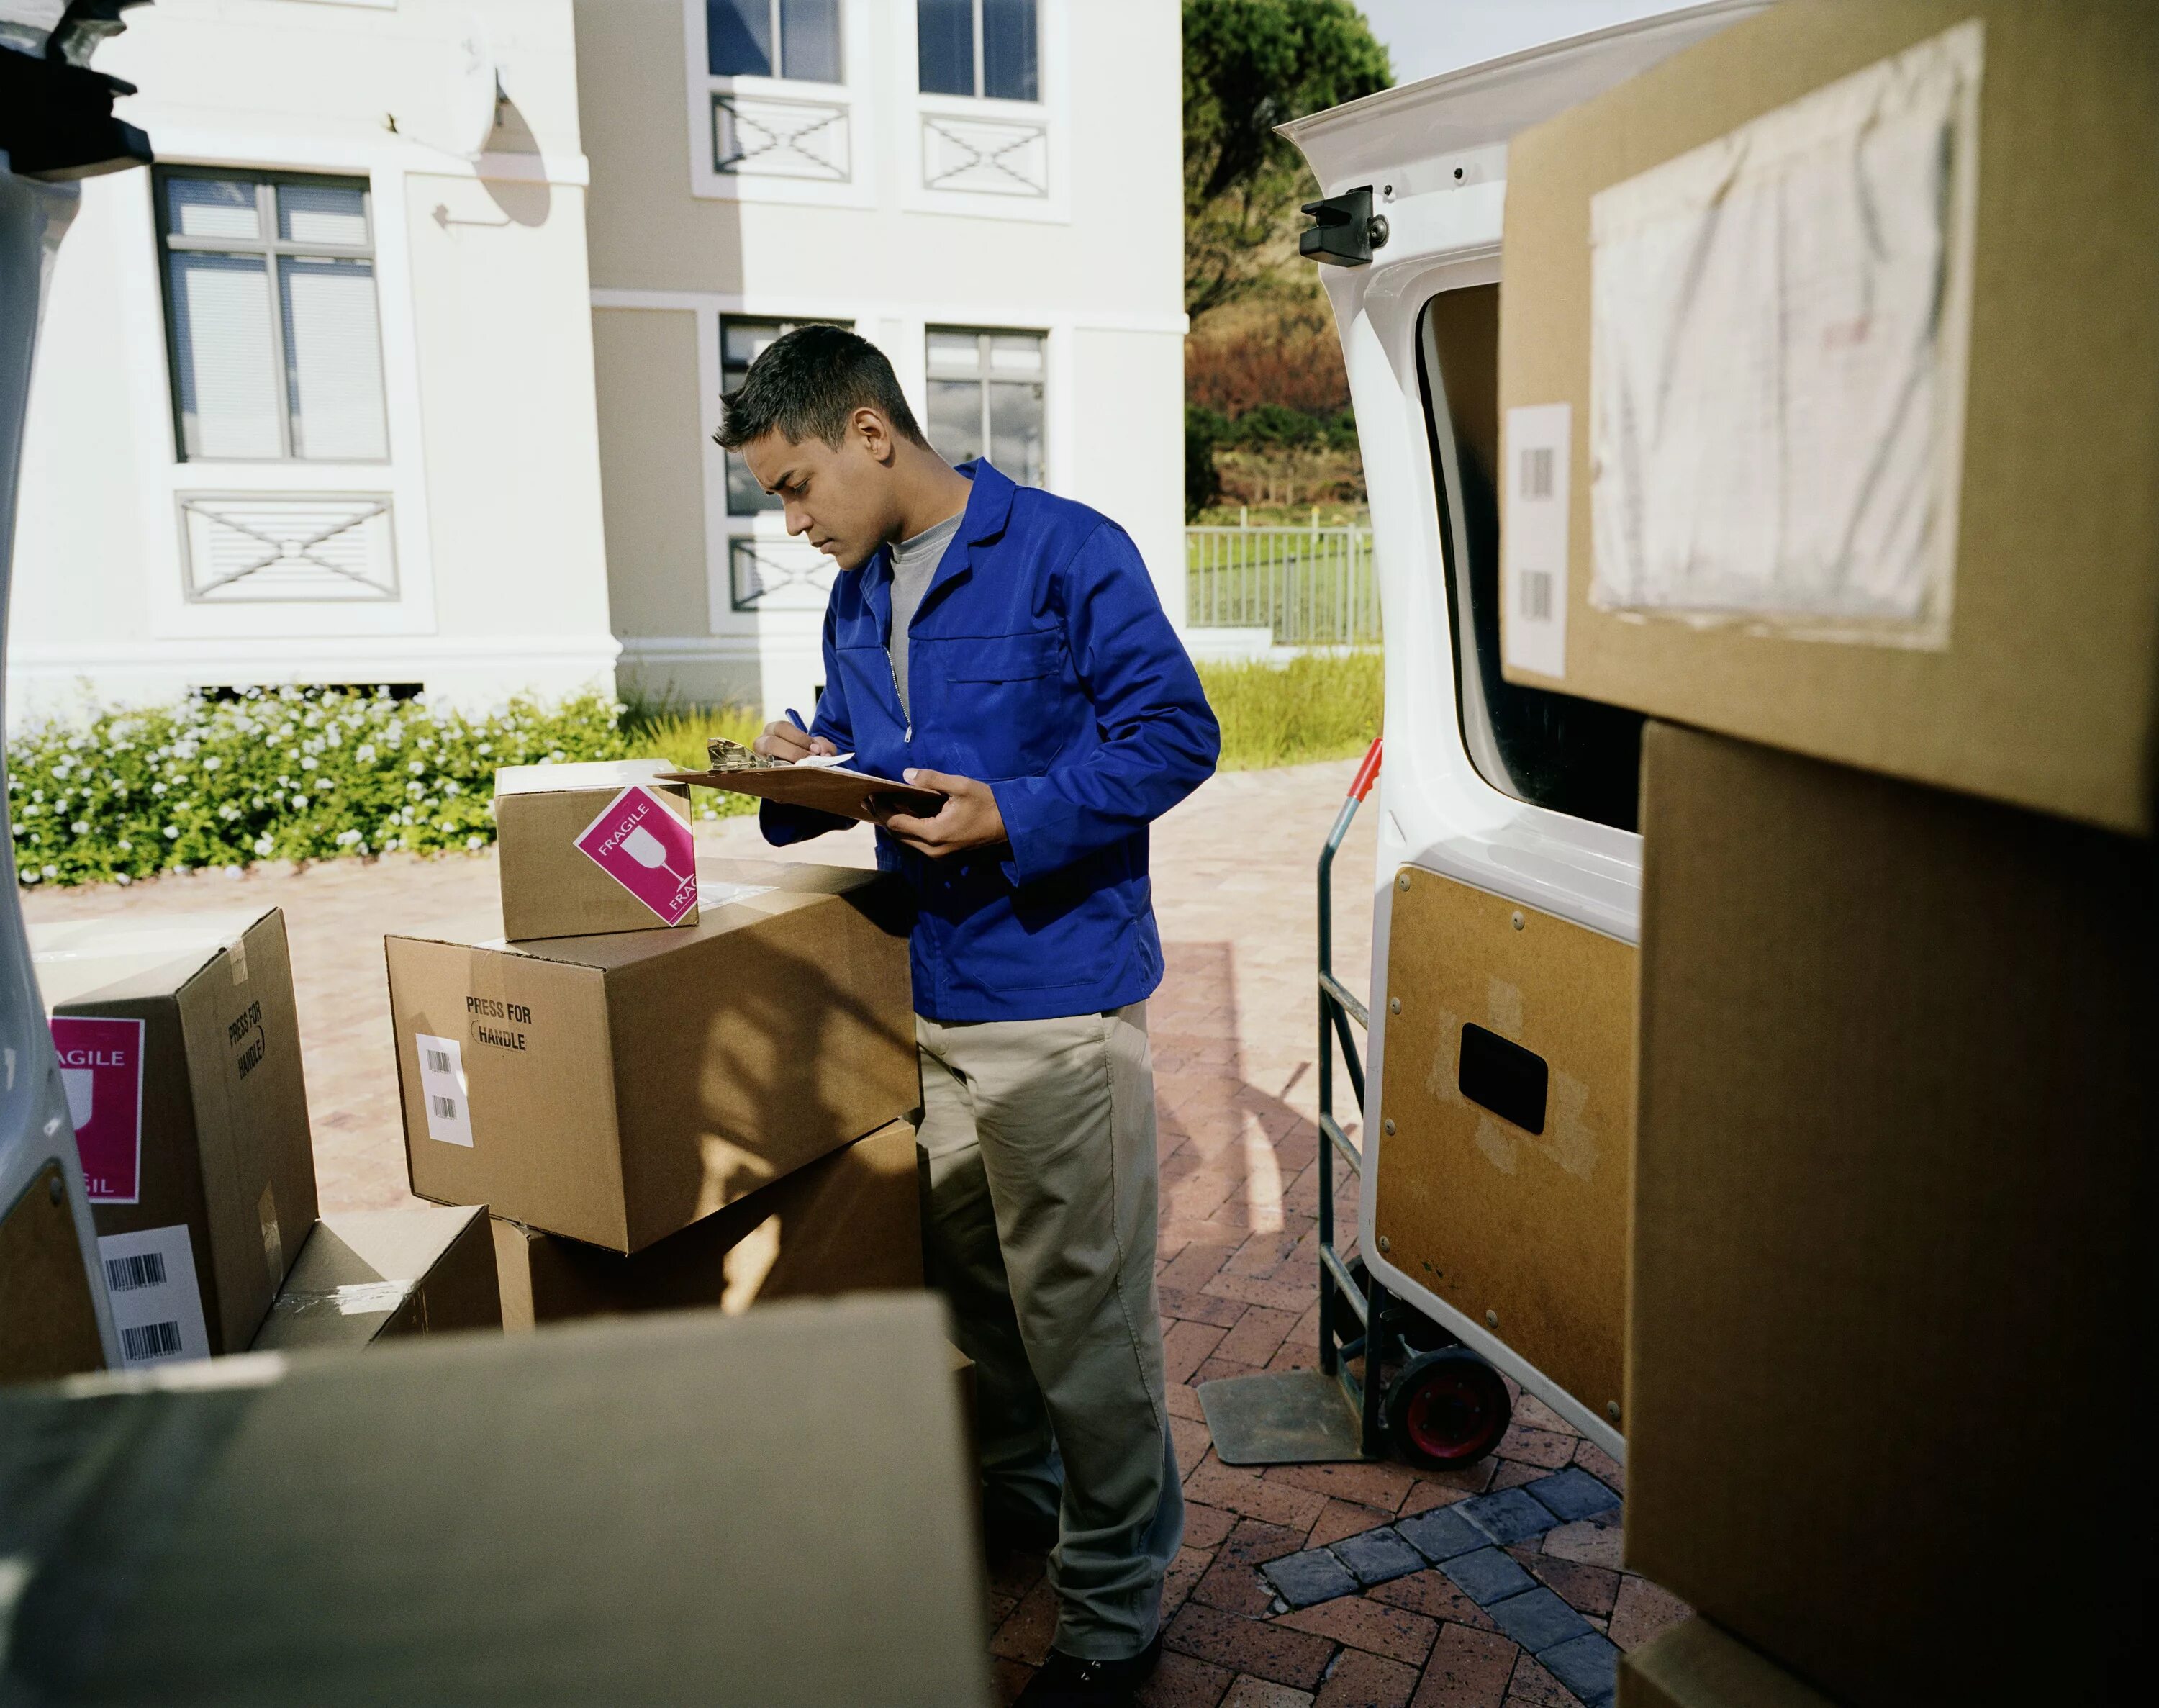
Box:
[1184,0,1392,327]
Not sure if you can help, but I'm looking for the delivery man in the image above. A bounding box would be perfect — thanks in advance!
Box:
[725,325,1218,1707]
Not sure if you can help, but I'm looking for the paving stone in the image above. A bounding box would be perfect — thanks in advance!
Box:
[1486,1588,1593,1655]
[1259,1549,1362,1609]
[1526,1556,1619,1619]
[1410,1622,1518,1708]
[1493,1426,1578,1470]
[1187,1458,1331,1532]
[1164,1546,1216,1619]
[992,1654,1035,1707]
[1501,1654,1578,1708]
[1316,1648,1421,1708]
[1310,1499,1400,1550]
[1218,1518,1312,1570]
[990,1577,1059,1664]
[1331,1527,1427,1588]
[1458,1488,1562,1547]
[1395,1504,1488,1565]
[1184,1503,1241,1550]
[1538,1632,1621,1707]
[1441,1547,1537,1607]
[1275,1594,1438,1666]
[1539,1522,1623,1572]
[1398,1481,1471,1519]
[1222,1677,1317,1707]
[1521,1468,1620,1524]
[1606,1576,1690,1653]
[1368,1571,1495,1629]
[1572,1441,1625,1496]
[1267,1460,1418,1512]
[1195,1558,1282,1619]
[1488,1461,1547,1493]
[1138,1648,1236,1708]
[1168,1604,1339,1693]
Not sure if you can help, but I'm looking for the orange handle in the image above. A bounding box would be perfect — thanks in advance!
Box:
[1348,736,1384,803]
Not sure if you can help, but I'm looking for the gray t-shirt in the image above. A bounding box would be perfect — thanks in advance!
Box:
[887,509,964,719]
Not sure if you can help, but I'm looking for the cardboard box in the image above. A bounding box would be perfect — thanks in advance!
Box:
[492,1119,920,1329]
[1619,1619,1836,1708]
[1629,723,2152,1706]
[0,1298,991,1705]
[253,1203,502,1351]
[387,859,917,1252]
[32,908,317,1363]
[1498,0,2159,834]
[493,759,699,940]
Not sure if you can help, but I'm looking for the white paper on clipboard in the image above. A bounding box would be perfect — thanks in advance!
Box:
[1588,19,1983,646]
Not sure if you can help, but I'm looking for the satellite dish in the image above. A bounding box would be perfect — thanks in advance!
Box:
[445,15,501,161]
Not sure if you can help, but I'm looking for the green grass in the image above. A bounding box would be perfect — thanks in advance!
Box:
[1197,650,1383,772]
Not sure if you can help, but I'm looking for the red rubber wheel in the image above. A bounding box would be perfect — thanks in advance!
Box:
[1383,1347,1512,1469]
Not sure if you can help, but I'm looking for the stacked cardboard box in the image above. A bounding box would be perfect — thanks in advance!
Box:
[253,1203,502,1351]
[389,823,923,1319]
[1497,4,2158,1701]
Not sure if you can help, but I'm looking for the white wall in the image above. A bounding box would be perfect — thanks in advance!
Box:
[579,0,1187,720]
[7,0,617,720]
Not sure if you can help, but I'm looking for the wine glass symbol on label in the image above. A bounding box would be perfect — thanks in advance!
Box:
[574,785,700,926]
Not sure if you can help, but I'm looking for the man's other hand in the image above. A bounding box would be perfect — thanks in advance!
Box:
[752,719,838,762]
[874,769,1008,859]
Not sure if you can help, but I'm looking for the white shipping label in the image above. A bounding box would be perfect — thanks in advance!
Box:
[415,1033,474,1147]
[1587,20,1981,644]
[1502,403,1573,679]
[97,1224,212,1369]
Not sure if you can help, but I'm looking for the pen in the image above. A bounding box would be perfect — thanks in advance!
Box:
[785,708,807,733]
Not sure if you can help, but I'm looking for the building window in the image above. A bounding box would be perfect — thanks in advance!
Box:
[721,315,853,513]
[155,170,389,464]
[918,0,1037,101]
[708,0,842,83]
[926,328,1044,486]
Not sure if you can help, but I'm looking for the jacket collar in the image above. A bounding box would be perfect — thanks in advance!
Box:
[861,458,1015,619]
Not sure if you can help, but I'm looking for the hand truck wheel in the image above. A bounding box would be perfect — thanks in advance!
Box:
[1382,1347,1512,1470]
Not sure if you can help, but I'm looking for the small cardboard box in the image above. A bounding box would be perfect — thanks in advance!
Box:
[0,1298,991,1704]
[1498,0,2159,834]
[1618,1619,1835,1708]
[32,908,317,1363]
[1629,723,2152,1705]
[253,1203,502,1352]
[386,859,918,1252]
[494,759,698,941]
[492,1119,921,1329]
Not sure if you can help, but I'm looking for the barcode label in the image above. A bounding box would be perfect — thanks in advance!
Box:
[105,1251,168,1293]
[1520,570,1554,622]
[97,1224,212,1368]
[415,1033,474,1147]
[1502,402,1572,679]
[120,1321,184,1361]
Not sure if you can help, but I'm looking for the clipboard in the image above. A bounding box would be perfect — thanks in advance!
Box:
[656,764,945,823]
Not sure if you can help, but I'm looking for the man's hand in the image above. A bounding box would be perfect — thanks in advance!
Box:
[873,769,1008,859]
[752,718,838,762]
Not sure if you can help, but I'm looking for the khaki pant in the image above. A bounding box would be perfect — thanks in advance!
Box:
[915,1003,1184,1661]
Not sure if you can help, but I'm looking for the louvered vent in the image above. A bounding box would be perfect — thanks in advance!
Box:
[180,494,397,602]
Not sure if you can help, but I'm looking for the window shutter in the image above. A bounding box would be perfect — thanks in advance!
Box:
[171,252,283,459]
[280,256,389,460]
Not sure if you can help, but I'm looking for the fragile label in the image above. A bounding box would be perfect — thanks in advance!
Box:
[415,1033,474,1147]
[51,1016,145,1203]
[574,785,698,925]
[98,1224,212,1368]
[1502,403,1572,680]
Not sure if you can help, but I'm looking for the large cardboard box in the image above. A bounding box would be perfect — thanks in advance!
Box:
[493,759,698,941]
[0,1298,990,1705]
[253,1203,501,1351]
[31,908,317,1363]
[492,1119,920,1329]
[1498,0,2159,834]
[386,859,917,1252]
[1629,723,2152,1705]
[1619,1619,1835,1708]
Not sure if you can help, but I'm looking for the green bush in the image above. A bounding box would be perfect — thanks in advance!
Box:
[1196,650,1383,772]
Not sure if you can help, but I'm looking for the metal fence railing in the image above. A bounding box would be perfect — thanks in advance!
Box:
[1185,523,1382,646]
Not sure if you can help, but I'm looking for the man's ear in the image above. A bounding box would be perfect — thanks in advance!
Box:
[852,405,897,466]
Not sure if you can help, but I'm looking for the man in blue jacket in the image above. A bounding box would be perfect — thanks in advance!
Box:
[724,327,1218,1707]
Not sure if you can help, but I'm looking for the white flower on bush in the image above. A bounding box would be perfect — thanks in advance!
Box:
[408,760,424,776]
[116,839,130,852]
[254,835,275,856]
[203,756,221,771]
[355,744,376,764]
[151,781,168,795]
[336,830,362,847]
[466,834,484,849]
[71,820,89,834]
[290,796,307,810]
[163,826,179,839]
[301,756,318,771]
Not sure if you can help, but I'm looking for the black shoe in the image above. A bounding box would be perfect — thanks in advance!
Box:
[1012,1635,1163,1707]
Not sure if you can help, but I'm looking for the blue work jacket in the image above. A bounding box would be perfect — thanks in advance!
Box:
[761,460,1221,1023]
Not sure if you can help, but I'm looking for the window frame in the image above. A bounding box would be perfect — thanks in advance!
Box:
[705,0,846,84]
[718,312,854,515]
[923,325,1047,487]
[153,165,387,466]
[685,0,872,207]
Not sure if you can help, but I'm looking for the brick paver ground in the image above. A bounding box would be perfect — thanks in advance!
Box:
[22,757,1685,1706]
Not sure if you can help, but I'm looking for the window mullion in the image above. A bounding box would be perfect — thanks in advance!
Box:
[770,0,785,78]
[260,181,296,460]
[972,0,986,97]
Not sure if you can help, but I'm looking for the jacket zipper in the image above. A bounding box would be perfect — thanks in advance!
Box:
[886,644,911,745]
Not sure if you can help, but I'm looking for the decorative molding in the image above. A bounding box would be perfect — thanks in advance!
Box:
[724,536,837,615]
[921,112,1049,197]
[713,94,851,182]
[179,494,399,604]
[589,288,1187,338]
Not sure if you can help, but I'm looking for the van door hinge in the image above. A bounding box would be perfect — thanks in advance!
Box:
[1300,186,1388,267]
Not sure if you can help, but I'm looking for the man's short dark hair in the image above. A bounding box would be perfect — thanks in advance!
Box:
[713,325,931,452]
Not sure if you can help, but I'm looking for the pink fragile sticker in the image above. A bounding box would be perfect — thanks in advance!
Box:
[51,1015,146,1203]
[573,784,699,925]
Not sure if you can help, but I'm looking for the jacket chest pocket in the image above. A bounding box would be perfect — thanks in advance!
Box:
[928,631,1069,777]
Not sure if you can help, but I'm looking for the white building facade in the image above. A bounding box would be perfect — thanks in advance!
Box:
[7,0,1187,722]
